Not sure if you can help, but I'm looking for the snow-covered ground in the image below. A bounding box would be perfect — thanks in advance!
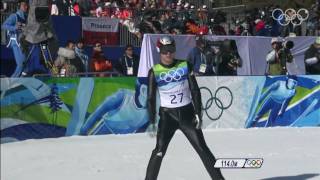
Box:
[1,127,320,180]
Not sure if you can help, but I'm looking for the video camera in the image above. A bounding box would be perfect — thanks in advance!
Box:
[202,39,242,68]
[203,39,238,54]
[276,40,295,66]
[23,0,54,44]
[274,40,295,51]
[35,6,50,23]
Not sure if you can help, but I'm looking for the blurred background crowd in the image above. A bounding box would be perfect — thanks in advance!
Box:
[2,0,319,39]
[1,0,319,77]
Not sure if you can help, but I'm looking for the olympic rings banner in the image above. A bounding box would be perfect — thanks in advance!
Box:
[1,76,319,143]
[197,75,320,128]
[272,8,309,26]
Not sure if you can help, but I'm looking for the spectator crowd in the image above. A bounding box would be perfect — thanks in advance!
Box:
[1,0,319,38]
[44,0,320,38]
[1,0,319,77]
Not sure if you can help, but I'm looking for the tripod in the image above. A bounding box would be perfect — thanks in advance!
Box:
[22,41,58,76]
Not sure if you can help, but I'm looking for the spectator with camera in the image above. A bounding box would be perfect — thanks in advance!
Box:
[304,37,320,74]
[266,38,281,75]
[217,40,242,76]
[187,36,215,76]
[266,38,294,75]
[2,0,28,77]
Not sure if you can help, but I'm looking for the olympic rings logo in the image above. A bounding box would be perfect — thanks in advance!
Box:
[200,86,233,121]
[159,68,185,82]
[245,159,263,168]
[272,8,309,26]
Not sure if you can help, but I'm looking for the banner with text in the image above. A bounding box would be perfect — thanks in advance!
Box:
[82,17,119,45]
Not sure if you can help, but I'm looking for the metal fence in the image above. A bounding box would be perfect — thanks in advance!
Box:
[119,23,142,46]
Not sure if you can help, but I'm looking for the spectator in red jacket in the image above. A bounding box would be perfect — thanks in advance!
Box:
[90,42,113,76]
[254,19,269,36]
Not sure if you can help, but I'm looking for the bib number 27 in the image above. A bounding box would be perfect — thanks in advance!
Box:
[170,93,183,104]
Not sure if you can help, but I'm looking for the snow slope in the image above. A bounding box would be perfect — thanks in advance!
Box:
[1,128,320,180]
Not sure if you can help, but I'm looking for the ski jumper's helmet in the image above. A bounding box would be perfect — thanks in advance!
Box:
[157,36,176,53]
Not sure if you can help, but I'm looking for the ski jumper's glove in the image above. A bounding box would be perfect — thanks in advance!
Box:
[194,114,202,129]
[147,123,157,138]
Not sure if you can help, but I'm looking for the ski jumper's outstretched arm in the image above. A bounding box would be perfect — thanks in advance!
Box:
[187,62,202,117]
[147,68,157,125]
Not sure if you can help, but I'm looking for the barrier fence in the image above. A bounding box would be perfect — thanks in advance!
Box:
[1,75,319,143]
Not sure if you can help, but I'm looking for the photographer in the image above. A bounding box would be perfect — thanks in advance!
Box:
[304,37,320,74]
[217,40,242,75]
[210,45,222,74]
[187,36,215,76]
[1,0,28,77]
[266,38,294,75]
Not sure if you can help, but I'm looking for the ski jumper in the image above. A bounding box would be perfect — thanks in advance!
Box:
[145,60,224,180]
